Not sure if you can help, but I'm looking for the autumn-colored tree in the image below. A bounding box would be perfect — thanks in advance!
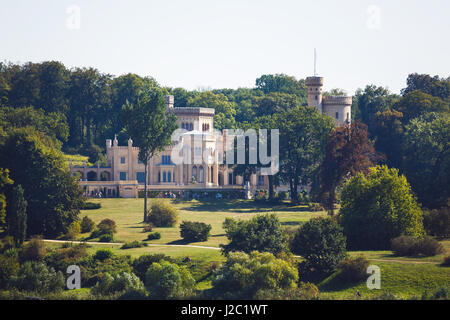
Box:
[319,121,381,215]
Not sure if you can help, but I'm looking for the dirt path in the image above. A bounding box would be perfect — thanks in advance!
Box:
[43,240,439,264]
[43,239,221,250]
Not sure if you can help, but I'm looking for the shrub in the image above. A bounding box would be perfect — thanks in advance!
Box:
[94,249,114,261]
[254,282,320,300]
[211,251,298,299]
[414,237,444,256]
[147,232,161,240]
[148,200,178,227]
[82,202,101,210]
[340,166,425,250]
[121,241,147,249]
[44,244,88,272]
[132,254,174,280]
[443,255,450,266]
[9,261,65,293]
[145,260,195,299]
[391,236,417,256]
[99,233,114,243]
[423,207,450,239]
[422,287,450,300]
[97,219,117,234]
[291,217,347,275]
[308,203,324,212]
[0,255,19,288]
[81,216,96,233]
[337,256,370,283]
[391,236,444,257]
[180,221,212,242]
[142,223,153,233]
[65,221,81,240]
[221,214,288,255]
[91,272,146,297]
[20,236,47,261]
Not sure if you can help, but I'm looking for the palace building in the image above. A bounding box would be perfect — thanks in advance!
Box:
[70,76,351,198]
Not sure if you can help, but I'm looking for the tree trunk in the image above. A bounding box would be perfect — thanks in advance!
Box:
[292,175,299,204]
[268,175,274,200]
[144,160,148,222]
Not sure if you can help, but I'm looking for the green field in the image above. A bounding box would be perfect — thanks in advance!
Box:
[79,198,326,247]
[55,197,450,299]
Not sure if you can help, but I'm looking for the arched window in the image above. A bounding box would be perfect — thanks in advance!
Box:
[335,112,339,120]
[199,166,204,183]
[168,171,171,182]
[211,166,214,183]
[192,166,197,181]
[163,171,167,182]
[158,172,161,183]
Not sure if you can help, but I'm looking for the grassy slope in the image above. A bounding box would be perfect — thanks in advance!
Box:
[67,198,450,298]
[319,261,450,299]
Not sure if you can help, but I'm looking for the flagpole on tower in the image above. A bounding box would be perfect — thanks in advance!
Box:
[314,48,317,76]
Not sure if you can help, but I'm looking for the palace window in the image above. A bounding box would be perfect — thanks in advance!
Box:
[120,157,126,164]
[168,171,171,182]
[258,175,265,186]
[120,172,127,181]
[315,95,318,100]
[335,112,339,119]
[136,172,145,183]
[163,171,167,182]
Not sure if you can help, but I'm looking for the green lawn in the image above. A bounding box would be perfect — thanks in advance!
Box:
[68,197,450,298]
[319,261,450,299]
[79,198,326,247]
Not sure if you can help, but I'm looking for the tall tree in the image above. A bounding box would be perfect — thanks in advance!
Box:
[0,168,13,227]
[122,89,177,222]
[319,122,380,215]
[277,106,335,203]
[0,128,84,237]
[7,184,27,247]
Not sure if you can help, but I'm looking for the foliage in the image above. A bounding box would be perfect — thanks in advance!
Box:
[211,251,298,299]
[253,282,320,300]
[276,106,335,203]
[402,114,450,208]
[391,236,444,257]
[337,256,370,283]
[20,237,47,261]
[423,206,450,239]
[142,223,153,232]
[340,165,425,250]
[291,217,347,275]
[147,232,161,240]
[0,255,19,288]
[81,216,96,233]
[91,272,146,297]
[443,255,450,267]
[0,129,83,237]
[180,221,212,242]
[97,218,117,234]
[144,260,195,299]
[132,254,174,281]
[121,241,147,249]
[148,200,178,227]
[0,168,13,226]
[319,121,379,215]
[6,184,27,246]
[94,249,114,261]
[9,261,65,293]
[98,233,114,243]
[82,202,101,210]
[44,244,88,272]
[65,221,81,240]
[122,88,177,222]
[221,214,288,255]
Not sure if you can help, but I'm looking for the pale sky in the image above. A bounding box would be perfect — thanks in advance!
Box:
[1,0,449,95]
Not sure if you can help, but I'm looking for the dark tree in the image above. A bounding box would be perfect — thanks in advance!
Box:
[7,184,27,247]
